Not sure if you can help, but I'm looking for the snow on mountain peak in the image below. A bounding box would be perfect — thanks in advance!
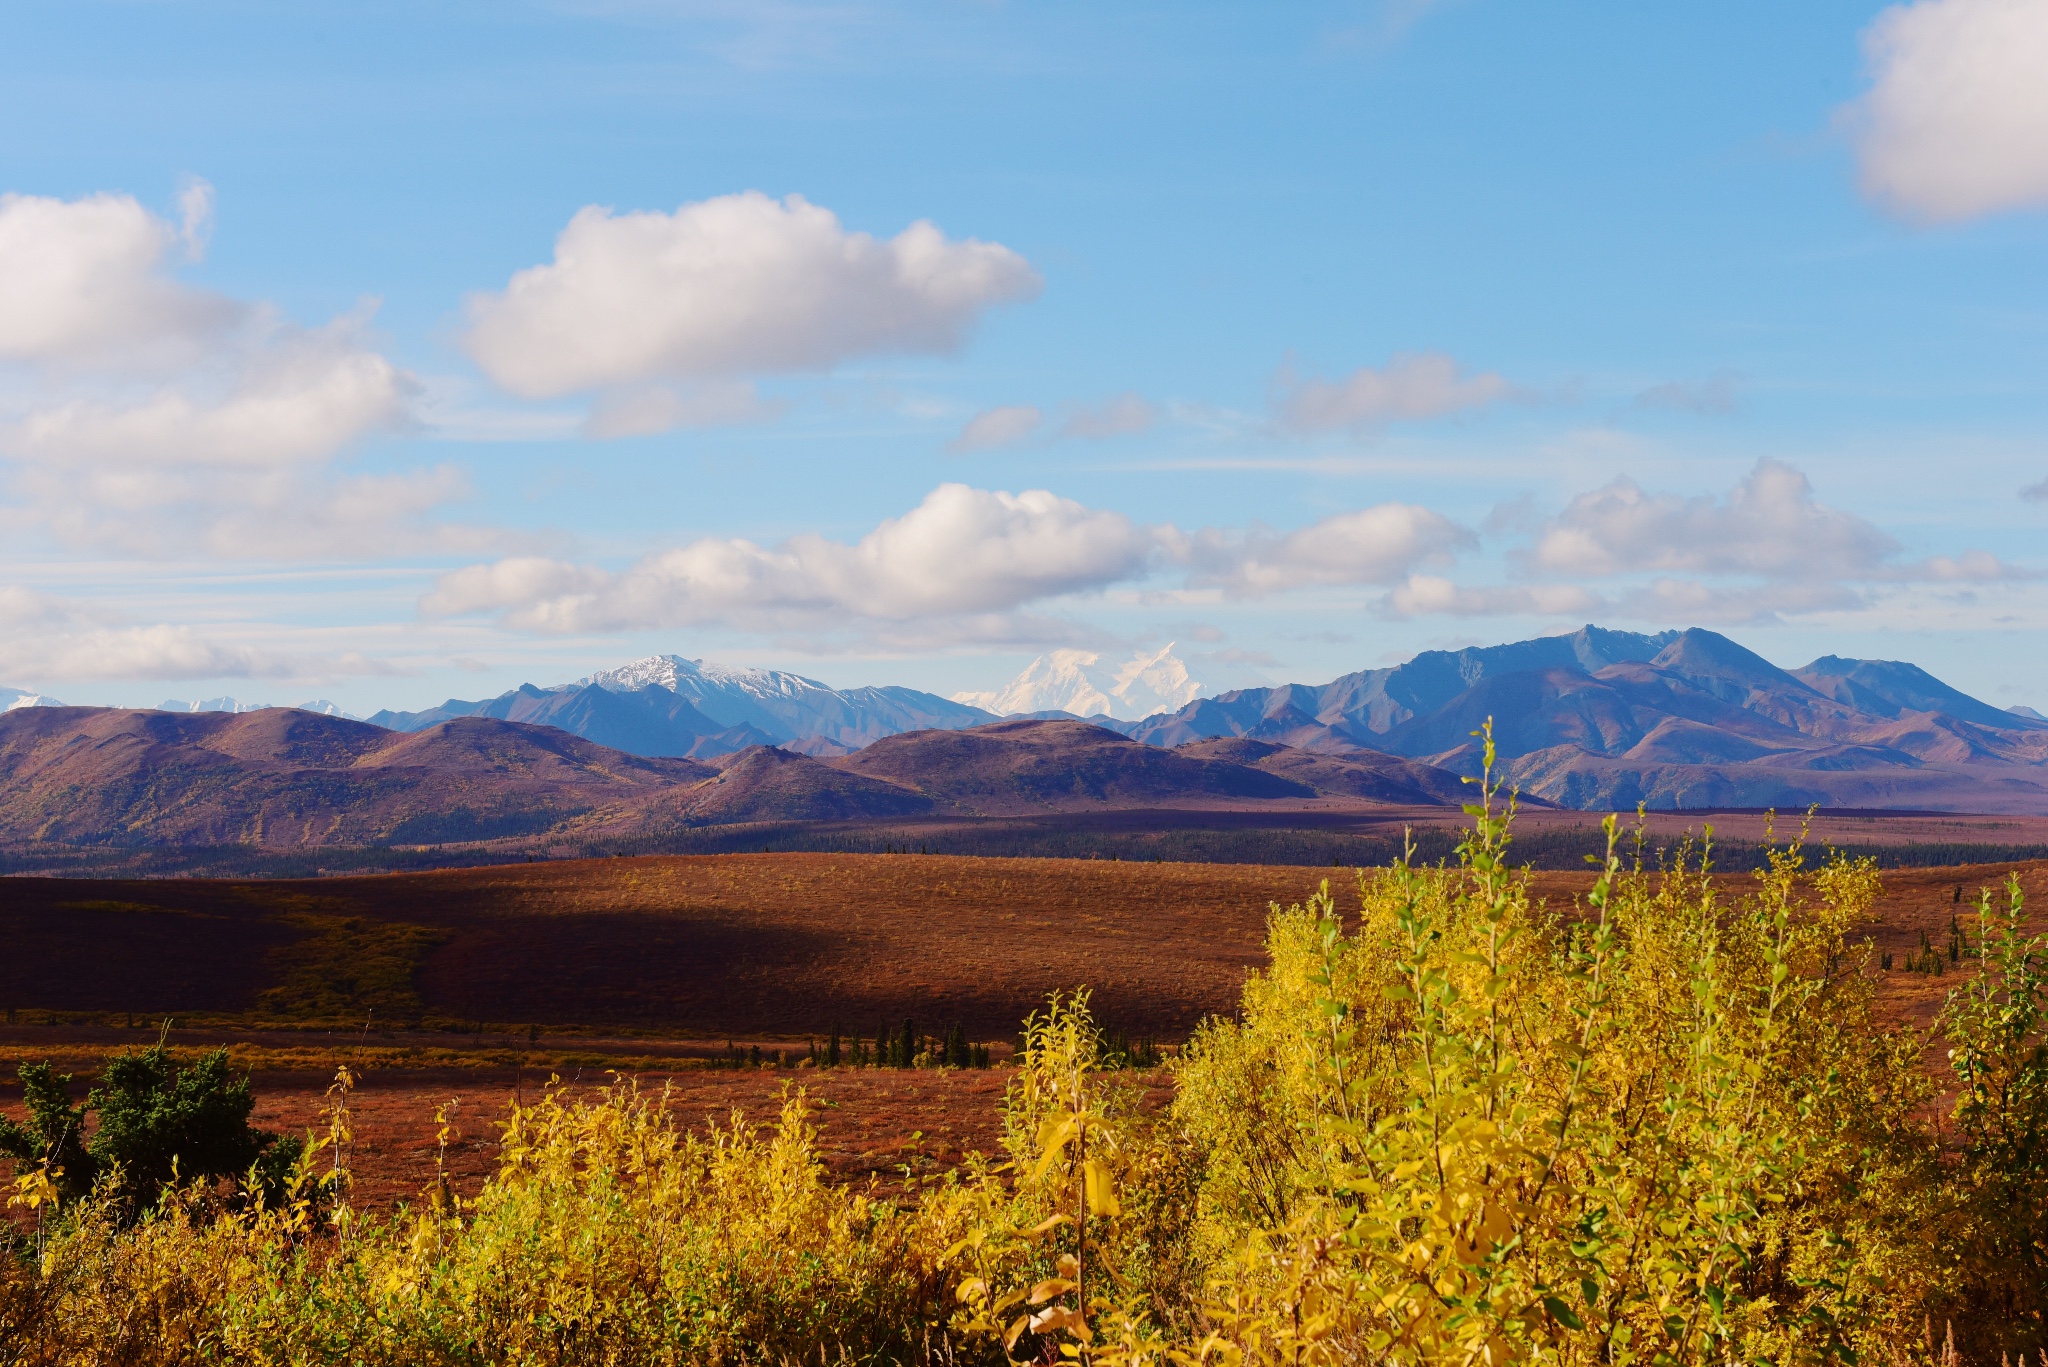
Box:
[953,643,1217,721]
[581,654,834,700]
[2,687,63,712]
[150,697,361,719]
[157,697,275,714]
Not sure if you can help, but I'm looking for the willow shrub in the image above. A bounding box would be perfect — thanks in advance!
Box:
[3,732,2045,1365]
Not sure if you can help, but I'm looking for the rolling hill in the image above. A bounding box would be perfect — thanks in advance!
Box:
[0,710,1470,864]
[0,706,714,849]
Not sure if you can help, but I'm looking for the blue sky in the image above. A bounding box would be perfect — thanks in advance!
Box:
[3,0,2048,713]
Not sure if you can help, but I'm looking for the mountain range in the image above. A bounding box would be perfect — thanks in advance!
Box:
[0,708,1465,857]
[951,643,1229,721]
[6,626,2048,823]
[366,655,994,758]
[1124,626,2048,812]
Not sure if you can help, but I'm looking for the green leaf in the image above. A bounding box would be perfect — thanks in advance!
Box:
[1543,1297,1584,1331]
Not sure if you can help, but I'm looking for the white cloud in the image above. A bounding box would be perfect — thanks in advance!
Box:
[1529,459,1899,580]
[1057,392,1157,439]
[0,189,241,367]
[1186,503,1474,596]
[947,404,1042,453]
[426,482,1156,633]
[1382,461,2029,626]
[1384,576,1603,618]
[1610,578,1869,626]
[421,556,613,619]
[1274,352,1513,432]
[10,333,406,469]
[464,192,1041,406]
[0,583,400,683]
[0,585,98,629]
[1848,0,2048,221]
[15,630,399,683]
[0,189,476,559]
[946,392,1159,453]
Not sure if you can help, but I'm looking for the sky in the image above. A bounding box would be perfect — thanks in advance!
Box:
[3,0,2048,714]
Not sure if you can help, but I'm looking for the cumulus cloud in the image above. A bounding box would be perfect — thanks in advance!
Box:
[0,188,241,368]
[1377,461,2030,626]
[1608,578,1869,625]
[1383,577,1604,619]
[1184,503,1475,596]
[1274,352,1513,432]
[947,405,1042,453]
[426,482,1156,633]
[0,628,402,683]
[1529,459,1900,580]
[10,334,406,468]
[464,192,1041,409]
[0,188,477,559]
[1848,0,2048,221]
[0,583,399,683]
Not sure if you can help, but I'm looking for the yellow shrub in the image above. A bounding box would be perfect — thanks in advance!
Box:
[2,735,2042,1365]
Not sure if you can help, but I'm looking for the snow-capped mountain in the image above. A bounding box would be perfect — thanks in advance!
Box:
[158,697,274,714]
[373,655,994,757]
[577,654,994,749]
[155,697,361,719]
[954,644,1234,722]
[2,687,63,712]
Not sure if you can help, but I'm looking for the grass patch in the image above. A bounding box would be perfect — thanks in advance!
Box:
[255,913,449,1023]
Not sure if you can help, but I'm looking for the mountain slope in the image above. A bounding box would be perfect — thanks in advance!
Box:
[584,655,995,748]
[1172,737,1473,805]
[373,656,994,757]
[0,707,712,848]
[1125,626,2048,813]
[830,719,1321,815]
[0,710,1465,859]
[673,746,934,823]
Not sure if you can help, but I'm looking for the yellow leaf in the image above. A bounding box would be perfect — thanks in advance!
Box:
[1030,1114,1081,1183]
[1030,1305,1093,1342]
[1083,1159,1121,1217]
[1030,1277,1078,1305]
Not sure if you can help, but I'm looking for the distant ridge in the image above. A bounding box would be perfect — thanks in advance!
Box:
[0,711,1467,865]
[12,625,2047,819]
[372,654,994,758]
[1124,626,2048,812]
